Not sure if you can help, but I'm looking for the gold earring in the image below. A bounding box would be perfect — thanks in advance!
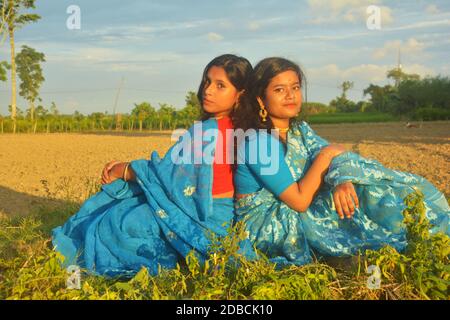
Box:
[259,106,268,122]
[257,97,268,122]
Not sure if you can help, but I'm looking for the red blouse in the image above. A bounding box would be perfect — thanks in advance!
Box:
[212,116,235,195]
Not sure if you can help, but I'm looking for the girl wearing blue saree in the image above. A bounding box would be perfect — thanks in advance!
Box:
[233,57,449,267]
[52,54,253,277]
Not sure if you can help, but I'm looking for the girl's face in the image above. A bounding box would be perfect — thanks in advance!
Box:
[259,70,302,121]
[202,66,241,118]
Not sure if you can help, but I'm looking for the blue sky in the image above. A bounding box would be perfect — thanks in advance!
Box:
[1,0,449,115]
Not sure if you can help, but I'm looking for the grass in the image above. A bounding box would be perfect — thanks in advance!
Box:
[0,177,448,300]
[305,112,401,124]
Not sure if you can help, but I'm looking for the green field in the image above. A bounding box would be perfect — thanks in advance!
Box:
[306,112,400,124]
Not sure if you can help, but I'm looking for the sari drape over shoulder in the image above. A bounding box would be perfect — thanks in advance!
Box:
[235,121,449,266]
[52,119,236,277]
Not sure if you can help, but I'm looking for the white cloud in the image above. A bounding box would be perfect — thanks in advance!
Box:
[307,63,435,86]
[307,0,393,26]
[402,64,436,77]
[343,5,393,25]
[386,19,450,31]
[441,65,450,74]
[80,20,217,44]
[207,32,224,42]
[248,21,261,31]
[343,64,388,82]
[308,63,386,84]
[42,45,182,73]
[426,4,440,15]
[308,0,373,12]
[246,17,284,31]
[373,38,426,60]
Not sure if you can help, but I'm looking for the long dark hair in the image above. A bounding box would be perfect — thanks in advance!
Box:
[234,57,307,132]
[197,54,253,122]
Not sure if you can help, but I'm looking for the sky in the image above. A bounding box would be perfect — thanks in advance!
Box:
[0,0,449,115]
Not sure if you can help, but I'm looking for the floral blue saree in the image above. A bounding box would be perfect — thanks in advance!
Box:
[52,119,236,277]
[234,121,449,266]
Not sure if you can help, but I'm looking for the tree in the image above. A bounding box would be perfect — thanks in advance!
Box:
[363,84,397,113]
[26,103,46,133]
[16,45,45,123]
[0,2,11,45]
[297,102,331,121]
[303,102,330,114]
[329,81,358,112]
[50,101,59,116]
[362,70,448,117]
[170,91,201,129]
[131,102,154,132]
[356,101,371,113]
[90,112,105,130]
[185,91,201,110]
[339,81,354,100]
[71,110,83,131]
[395,76,450,115]
[387,67,420,87]
[329,96,358,113]
[157,103,176,131]
[8,103,22,118]
[35,104,47,118]
[176,104,200,128]
[1,0,40,133]
[72,110,84,121]
[43,101,58,132]
[0,60,9,82]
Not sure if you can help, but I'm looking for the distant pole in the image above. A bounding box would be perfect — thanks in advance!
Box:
[111,76,125,130]
[396,48,402,87]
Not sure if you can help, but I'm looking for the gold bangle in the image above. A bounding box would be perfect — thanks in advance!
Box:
[123,162,130,182]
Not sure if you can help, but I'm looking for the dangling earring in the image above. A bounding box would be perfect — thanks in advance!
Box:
[259,106,268,122]
[257,97,268,122]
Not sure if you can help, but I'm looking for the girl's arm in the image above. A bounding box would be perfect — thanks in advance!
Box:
[278,144,346,213]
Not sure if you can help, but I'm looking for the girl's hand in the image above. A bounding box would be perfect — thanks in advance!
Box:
[101,160,121,185]
[333,182,359,219]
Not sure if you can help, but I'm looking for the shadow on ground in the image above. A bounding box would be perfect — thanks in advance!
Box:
[0,185,80,219]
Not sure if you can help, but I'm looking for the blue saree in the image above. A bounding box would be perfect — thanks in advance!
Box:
[234,121,450,266]
[52,119,236,277]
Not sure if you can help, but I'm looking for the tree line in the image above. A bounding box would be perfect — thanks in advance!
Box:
[325,68,450,121]
[0,91,202,133]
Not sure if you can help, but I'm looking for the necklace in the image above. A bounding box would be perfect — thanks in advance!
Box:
[274,126,290,133]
